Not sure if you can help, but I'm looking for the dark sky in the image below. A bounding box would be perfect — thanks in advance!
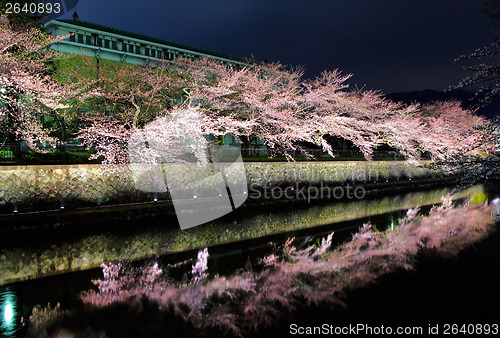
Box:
[54,0,498,94]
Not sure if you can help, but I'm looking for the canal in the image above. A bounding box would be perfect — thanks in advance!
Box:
[1,181,499,337]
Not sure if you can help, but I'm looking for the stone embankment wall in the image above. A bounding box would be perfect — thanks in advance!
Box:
[0,164,134,208]
[0,161,444,209]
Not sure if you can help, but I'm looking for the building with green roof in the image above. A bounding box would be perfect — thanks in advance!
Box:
[44,15,248,68]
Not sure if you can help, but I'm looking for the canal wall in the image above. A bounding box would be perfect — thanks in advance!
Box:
[0,161,446,212]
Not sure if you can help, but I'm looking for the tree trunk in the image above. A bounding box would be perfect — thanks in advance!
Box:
[241,135,251,158]
[7,110,16,143]
[6,91,19,144]
[56,114,65,152]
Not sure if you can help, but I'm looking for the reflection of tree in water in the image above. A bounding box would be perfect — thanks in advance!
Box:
[27,198,498,337]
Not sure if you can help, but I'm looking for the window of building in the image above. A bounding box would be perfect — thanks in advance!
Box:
[85,35,91,45]
[104,39,110,49]
[135,46,140,54]
[145,48,150,56]
[112,41,117,50]
[77,34,83,44]
[96,38,102,47]
[69,32,75,42]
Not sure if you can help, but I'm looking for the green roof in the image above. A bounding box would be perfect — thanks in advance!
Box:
[52,18,246,63]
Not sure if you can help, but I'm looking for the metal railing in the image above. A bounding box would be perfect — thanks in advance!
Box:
[1,142,406,163]
[0,143,20,160]
[213,147,403,160]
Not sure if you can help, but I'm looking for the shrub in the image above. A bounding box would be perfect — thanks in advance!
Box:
[0,150,14,159]
[19,150,101,164]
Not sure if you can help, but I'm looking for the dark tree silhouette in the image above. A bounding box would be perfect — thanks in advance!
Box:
[449,0,500,106]
[482,0,500,28]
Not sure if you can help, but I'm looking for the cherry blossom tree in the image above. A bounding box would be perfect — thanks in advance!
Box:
[68,57,182,164]
[168,58,312,159]
[178,57,491,162]
[0,16,77,150]
[0,14,490,163]
[449,0,500,106]
[445,116,500,187]
[417,101,492,159]
[76,54,492,167]
[449,39,500,106]
[302,78,423,161]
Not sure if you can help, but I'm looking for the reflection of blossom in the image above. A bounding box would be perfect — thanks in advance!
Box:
[441,194,453,210]
[262,253,276,266]
[72,200,496,337]
[492,197,500,217]
[406,207,420,221]
[191,248,209,283]
[311,232,334,258]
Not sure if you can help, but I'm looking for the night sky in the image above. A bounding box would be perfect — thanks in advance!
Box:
[54,0,498,94]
